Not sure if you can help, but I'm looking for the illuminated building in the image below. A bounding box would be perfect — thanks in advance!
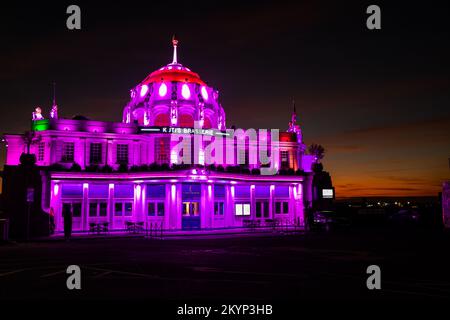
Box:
[2,38,325,233]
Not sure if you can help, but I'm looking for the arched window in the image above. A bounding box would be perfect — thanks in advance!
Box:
[179,113,194,128]
[203,117,212,129]
[154,113,170,126]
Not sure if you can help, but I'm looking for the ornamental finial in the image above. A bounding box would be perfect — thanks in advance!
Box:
[171,35,178,64]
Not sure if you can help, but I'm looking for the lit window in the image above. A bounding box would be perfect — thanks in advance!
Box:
[140,84,148,97]
[201,86,208,100]
[235,203,250,216]
[181,84,190,99]
[159,83,167,97]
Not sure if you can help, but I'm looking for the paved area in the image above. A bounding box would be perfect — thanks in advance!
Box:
[1,227,450,302]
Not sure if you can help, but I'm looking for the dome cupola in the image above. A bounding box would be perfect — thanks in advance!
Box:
[123,37,226,130]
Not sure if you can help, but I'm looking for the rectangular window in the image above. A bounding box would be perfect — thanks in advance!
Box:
[256,201,270,218]
[38,142,45,161]
[89,203,97,217]
[114,203,123,216]
[280,150,289,168]
[62,142,74,162]
[114,201,133,217]
[116,144,129,164]
[235,203,250,216]
[99,202,107,217]
[147,202,165,217]
[124,202,133,216]
[214,202,224,216]
[147,203,155,216]
[62,202,82,218]
[90,143,102,164]
[155,137,170,165]
[275,201,289,214]
[157,203,164,216]
[72,202,82,217]
[89,201,108,217]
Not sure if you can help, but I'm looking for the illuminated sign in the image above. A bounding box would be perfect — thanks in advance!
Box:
[322,188,334,199]
[138,126,230,137]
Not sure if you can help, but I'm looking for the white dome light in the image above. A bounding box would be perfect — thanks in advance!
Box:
[201,86,208,101]
[159,83,167,97]
[182,84,191,99]
[140,85,148,97]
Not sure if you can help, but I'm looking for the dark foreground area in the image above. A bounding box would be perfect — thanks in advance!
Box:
[1,227,450,304]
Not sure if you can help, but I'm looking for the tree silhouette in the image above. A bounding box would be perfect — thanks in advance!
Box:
[22,131,42,154]
[308,144,325,162]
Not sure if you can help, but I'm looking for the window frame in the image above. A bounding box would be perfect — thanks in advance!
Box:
[114,200,133,217]
[61,142,75,163]
[275,200,290,215]
[89,142,103,164]
[214,201,225,216]
[116,144,129,165]
[235,203,251,216]
[147,201,165,217]
[88,201,108,218]
[37,142,45,161]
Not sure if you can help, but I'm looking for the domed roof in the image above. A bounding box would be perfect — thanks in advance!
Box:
[141,64,205,86]
[140,37,206,86]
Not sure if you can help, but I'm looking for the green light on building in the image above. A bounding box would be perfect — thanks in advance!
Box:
[32,119,50,131]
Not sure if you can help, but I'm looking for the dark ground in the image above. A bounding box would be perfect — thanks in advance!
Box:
[1,227,450,304]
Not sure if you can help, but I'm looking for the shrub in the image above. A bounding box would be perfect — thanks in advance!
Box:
[149,163,161,171]
[130,165,140,172]
[102,165,113,173]
[85,164,99,172]
[19,153,36,166]
[48,163,65,172]
[70,163,82,172]
[117,163,128,173]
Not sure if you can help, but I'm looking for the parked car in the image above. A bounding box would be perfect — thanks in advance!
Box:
[387,209,420,225]
[311,210,351,230]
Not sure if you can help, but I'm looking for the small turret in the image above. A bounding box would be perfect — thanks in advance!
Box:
[287,100,301,135]
[50,82,58,119]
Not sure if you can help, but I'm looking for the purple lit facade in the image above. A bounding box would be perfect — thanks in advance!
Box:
[3,39,319,232]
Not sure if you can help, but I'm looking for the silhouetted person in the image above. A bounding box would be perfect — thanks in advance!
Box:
[63,207,73,240]
[49,207,56,235]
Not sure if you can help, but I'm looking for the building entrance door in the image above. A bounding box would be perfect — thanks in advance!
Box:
[182,184,201,230]
[182,201,200,230]
[256,200,270,220]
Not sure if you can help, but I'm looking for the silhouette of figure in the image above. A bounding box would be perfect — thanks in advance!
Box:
[49,207,56,235]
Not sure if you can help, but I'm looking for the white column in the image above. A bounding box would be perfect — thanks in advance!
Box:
[82,183,89,231]
[109,183,114,227]
[50,181,61,231]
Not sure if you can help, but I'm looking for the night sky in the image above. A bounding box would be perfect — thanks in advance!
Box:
[0,1,449,197]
